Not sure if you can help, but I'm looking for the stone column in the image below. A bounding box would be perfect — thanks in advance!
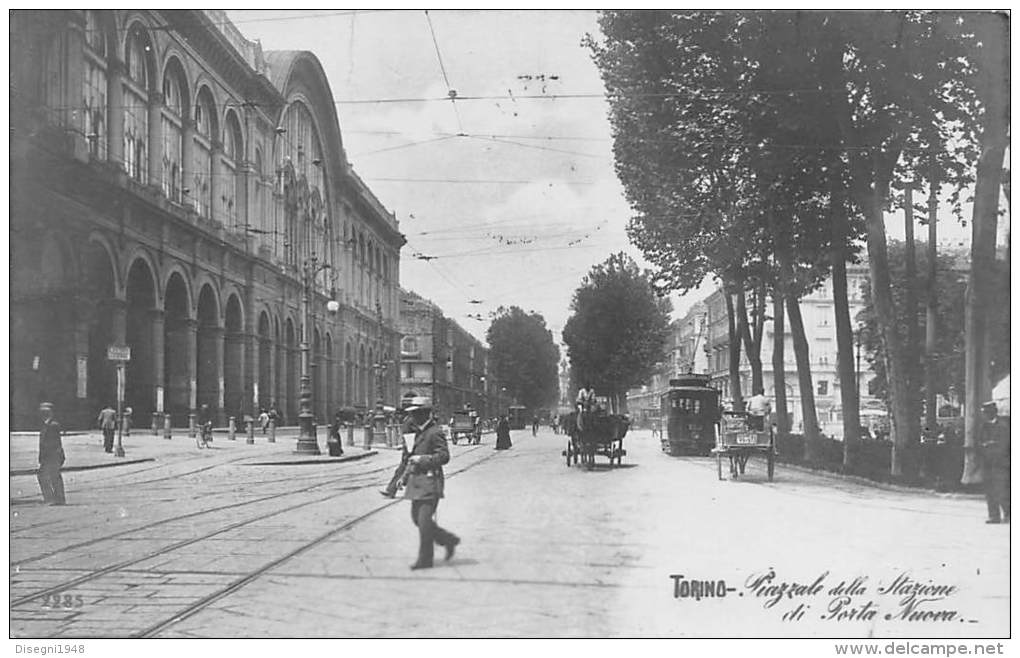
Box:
[184,318,198,413]
[181,120,195,209]
[224,328,245,419]
[65,14,87,161]
[209,141,222,223]
[106,58,125,169]
[210,326,225,425]
[147,91,164,189]
[109,298,128,346]
[267,337,277,412]
[150,308,165,415]
[245,329,258,417]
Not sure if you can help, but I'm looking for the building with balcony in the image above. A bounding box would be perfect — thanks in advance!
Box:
[10,10,403,429]
[398,289,509,423]
[702,265,878,436]
[627,267,880,437]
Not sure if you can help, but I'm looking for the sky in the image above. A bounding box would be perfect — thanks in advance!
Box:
[227,9,994,346]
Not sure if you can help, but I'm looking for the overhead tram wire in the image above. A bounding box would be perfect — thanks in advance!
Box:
[464,134,603,159]
[424,10,464,134]
[349,134,458,158]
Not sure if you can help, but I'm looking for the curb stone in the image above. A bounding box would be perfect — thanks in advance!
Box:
[10,458,156,477]
[242,450,379,466]
[778,461,984,500]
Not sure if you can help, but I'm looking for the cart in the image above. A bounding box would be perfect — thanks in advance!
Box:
[562,411,628,469]
[713,411,776,481]
[450,410,480,445]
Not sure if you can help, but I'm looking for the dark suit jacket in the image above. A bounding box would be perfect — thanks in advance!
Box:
[402,418,449,500]
[39,419,65,465]
[980,417,1011,469]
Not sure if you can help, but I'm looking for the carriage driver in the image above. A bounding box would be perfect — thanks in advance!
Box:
[576,382,597,431]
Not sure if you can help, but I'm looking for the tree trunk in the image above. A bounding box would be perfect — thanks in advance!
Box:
[962,14,1008,485]
[739,286,765,394]
[724,287,744,411]
[825,35,919,479]
[858,162,920,481]
[786,294,820,461]
[771,290,790,436]
[830,200,860,472]
[903,186,921,419]
[923,169,939,446]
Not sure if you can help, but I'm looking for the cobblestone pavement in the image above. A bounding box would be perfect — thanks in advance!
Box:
[9,428,1008,638]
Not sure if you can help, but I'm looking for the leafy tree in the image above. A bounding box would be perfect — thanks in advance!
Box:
[857,242,1009,410]
[486,306,560,410]
[587,12,839,443]
[562,253,672,411]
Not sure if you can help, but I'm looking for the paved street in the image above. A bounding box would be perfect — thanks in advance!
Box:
[10,427,1008,638]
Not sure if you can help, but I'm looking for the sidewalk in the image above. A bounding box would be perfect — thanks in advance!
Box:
[9,427,377,475]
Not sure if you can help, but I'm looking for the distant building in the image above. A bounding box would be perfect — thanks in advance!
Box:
[398,289,508,422]
[627,265,881,438]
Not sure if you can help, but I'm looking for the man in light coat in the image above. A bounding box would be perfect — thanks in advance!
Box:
[97,404,117,453]
[402,402,460,570]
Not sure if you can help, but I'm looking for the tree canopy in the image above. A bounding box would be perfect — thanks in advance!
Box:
[562,253,672,404]
[486,306,560,410]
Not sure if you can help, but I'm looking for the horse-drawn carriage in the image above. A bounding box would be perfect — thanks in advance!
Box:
[562,406,629,468]
[450,409,481,445]
[713,411,776,481]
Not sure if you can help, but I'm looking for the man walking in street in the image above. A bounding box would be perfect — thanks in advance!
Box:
[401,401,460,570]
[38,402,66,506]
[979,401,1010,524]
[97,404,117,453]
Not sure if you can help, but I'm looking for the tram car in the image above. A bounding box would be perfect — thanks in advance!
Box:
[660,374,721,456]
[507,404,528,430]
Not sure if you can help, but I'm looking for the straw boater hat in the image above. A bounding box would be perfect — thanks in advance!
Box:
[403,396,433,413]
[39,402,53,411]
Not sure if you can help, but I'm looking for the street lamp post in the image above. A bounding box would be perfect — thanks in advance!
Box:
[372,302,388,446]
[295,256,338,455]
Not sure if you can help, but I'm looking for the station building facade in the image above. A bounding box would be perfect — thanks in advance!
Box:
[10,10,403,430]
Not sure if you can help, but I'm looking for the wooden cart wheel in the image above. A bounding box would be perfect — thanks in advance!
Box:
[729,455,738,478]
[565,441,572,467]
[716,452,724,480]
[738,454,747,475]
[767,450,775,481]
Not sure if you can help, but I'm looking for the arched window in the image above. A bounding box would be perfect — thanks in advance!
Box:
[222,110,242,227]
[401,336,419,356]
[82,10,108,159]
[123,26,150,182]
[161,62,186,202]
[276,101,327,269]
[192,87,216,217]
[253,147,265,235]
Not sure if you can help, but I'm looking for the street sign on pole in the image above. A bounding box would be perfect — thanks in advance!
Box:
[107,345,131,362]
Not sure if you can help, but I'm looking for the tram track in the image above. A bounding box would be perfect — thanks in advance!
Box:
[134,442,497,638]
[11,444,489,612]
[9,455,391,534]
[9,460,393,567]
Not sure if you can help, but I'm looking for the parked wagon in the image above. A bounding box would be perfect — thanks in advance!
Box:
[713,411,776,481]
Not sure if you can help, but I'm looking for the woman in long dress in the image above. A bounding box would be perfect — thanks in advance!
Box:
[495,415,512,450]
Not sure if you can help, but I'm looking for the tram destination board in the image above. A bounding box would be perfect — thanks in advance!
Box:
[106,345,131,362]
